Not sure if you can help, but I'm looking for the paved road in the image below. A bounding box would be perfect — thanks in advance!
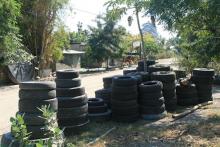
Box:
[0,69,123,135]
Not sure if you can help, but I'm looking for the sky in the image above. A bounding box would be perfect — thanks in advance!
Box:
[62,0,175,40]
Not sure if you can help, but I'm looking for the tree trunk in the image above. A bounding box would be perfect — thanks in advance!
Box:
[135,8,147,71]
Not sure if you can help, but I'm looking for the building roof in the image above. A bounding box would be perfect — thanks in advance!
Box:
[63,50,85,55]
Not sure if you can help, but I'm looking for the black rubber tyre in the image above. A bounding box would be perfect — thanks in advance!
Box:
[174,69,186,79]
[25,125,51,139]
[112,92,138,101]
[88,98,104,106]
[112,76,137,86]
[89,110,111,121]
[192,68,215,77]
[58,113,89,126]
[176,84,197,94]
[196,84,212,91]
[19,98,58,113]
[19,89,56,100]
[58,95,87,108]
[112,85,137,94]
[199,96,213,103]
[56,70,79,79]
[151,71,176,83]
[164,98,177,111]
[95,88,111,107]
[148,64,171,73]
[123,69,137,75]
[135,72,150,82]
[139,81,163,93]
[111,99,137,108]
[1,133,21,147]
[177,98,198,106]
[56,87,85,97]
[103,76,114,89]
[163,82,176,90]
[139,92,163,101]
[16,112,47,126]
[55,78,81,88]
[88,104,108,113]
[19,81,55,90]
[112,114,139,123]
[57,104,88,118]
[112,105,139,116]
[131,75,143,85]
[192,76,214,84]
[140,104,166,115]
[140,97,165,107]
[163,90,176,98]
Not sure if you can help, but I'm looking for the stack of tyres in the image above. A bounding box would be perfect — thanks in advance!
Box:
[148,64,171,74]
[151,71,177,111]
[176,84,198,106]
[137,60,156,71]
[123,69,137,75]
[56,70,89,135]
[139,81,166,120]
[88,98,111,121]
[191,68,214,103]
[95,88,112,108]
[111,76,139,122]
[18,81,57,139]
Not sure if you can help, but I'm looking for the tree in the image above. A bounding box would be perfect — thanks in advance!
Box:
[106,0,151,70]
[149,0,220,71]
[86,15,127,68]
[0,0,32,65]
[18,0,69,69]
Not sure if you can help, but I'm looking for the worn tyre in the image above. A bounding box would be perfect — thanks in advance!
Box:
[56,87,85,97]
[112,85,137,94]
[58,95,87,108]
[55,78,81,88]
[139,97,165,107]
[140,104,165,115]
[57,104,88,118]
[19,81,55,90]
[148,64,171,73]
[192,68,214,77]
[151,71,176,83]
[56,70,79,79]
[111,99,137,108]
[89,109,111,121]
[19,98,58,113]
[88,104,108,113]
[139,81,163,93]
[112,92,138,101]
[88,98,104,106]
[139,92,163,101]
[192,76,214,84]
[16,112,47,125]
[123,69,137,75]
[58,113,89,126]
[1,133,21,147]
[177,98,198,106]
[19,89,56,100]
[112,76,137,86]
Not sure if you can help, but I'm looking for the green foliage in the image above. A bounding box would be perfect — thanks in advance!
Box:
[86,14,127,66]
[10,105,64,146]
[0,0,32,65]
[18,0,70,68]
[149,0,220,70]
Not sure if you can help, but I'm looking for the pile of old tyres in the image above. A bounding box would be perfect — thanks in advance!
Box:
[151,71,177,111]
[18,81,57,139]
[126,72,150,83]
[137,60,156,71]
[95,76,116,108]
[123,69,137,75]
[148,64,171,73]
[139,81,166,120]
[88,98,111,121]
[176,84,198,106]
[174,69,186,80]
[191,68,214,103]
[111,76,139,122]
[56,70,89,135]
